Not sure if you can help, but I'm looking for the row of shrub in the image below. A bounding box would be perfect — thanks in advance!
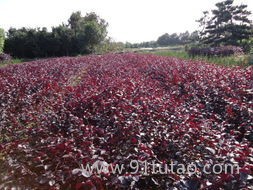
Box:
[188,46,244,57]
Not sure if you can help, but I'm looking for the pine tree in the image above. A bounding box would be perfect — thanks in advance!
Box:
[197,0,252,47]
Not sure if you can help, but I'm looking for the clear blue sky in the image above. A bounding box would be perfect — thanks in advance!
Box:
[0,0,252,43]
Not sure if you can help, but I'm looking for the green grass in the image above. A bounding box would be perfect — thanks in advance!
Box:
[147,50,251,67]
[153,51,189,59]
[0,58,33,67]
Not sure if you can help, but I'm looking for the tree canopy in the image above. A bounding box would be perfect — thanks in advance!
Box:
[197,0,252,48]
[4,12,108,58]
[156,31,199,47]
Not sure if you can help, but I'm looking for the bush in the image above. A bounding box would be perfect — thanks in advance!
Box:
[188,46,244,57]
[0,53,12,63]
[0,28,4,53]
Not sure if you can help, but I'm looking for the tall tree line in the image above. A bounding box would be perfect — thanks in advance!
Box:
[156,31,200,46]
[125,31,200,48]
[4,12,108,58]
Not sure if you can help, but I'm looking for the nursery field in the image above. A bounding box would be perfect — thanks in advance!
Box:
[0,53,252,189]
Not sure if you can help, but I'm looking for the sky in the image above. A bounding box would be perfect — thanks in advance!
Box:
[0,0,252,43]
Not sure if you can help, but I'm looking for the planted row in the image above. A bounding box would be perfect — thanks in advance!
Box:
[188,46,244,57]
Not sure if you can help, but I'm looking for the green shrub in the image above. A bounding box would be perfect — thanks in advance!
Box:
[249,47,253,65]
[0,28,4,53]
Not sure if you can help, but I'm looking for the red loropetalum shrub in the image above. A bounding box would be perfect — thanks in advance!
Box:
[0,53,12,63]
[0,53,252,189]
[188,46,244,57]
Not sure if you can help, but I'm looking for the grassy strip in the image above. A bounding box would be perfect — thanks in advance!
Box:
[0,58,34,67]
[148,50,251,67]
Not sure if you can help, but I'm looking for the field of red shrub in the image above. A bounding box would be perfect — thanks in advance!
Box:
[0,53,252,189]
[188,46,244,57]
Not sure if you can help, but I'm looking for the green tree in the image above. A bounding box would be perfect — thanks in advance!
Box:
[157,33,170,46]
[179,31,190,44]
[52,24,74,56]
[4,11,108,58]
[0,28,5,53]
[69,12,108,54]
[68,11,82,37]
[157,33,181,46]
[5,27,27,57]
[189,31,200,44]
[198,0,252,47]
[157,32,198,46]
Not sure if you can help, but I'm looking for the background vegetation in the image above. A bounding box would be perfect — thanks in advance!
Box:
[0,0,252,67]
[0,28,4,53]
[149,49,250,67]
[3,12,108,58]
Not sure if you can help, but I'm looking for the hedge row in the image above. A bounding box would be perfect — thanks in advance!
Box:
[188,46,244,57]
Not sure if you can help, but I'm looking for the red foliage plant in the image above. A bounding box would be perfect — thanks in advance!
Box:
[188,46,244,57]
[0,53,252,189]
